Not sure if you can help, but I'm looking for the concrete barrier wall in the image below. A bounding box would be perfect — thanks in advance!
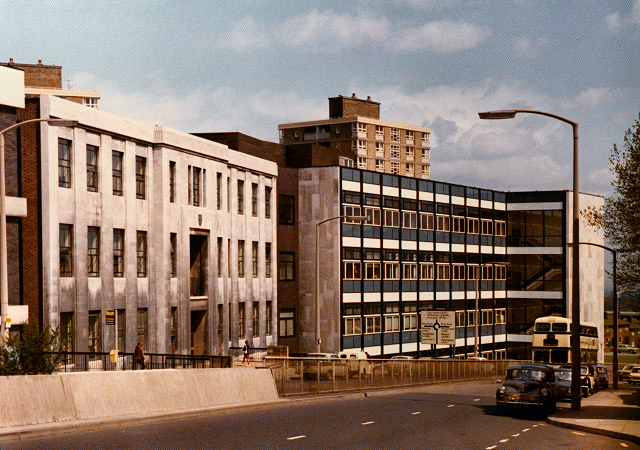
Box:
[0,368,279,429]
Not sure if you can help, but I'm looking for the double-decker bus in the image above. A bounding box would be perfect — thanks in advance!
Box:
[532,316,598,364]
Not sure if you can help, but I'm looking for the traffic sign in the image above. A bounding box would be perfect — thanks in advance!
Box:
[105,310,115,325]
[421,310,455,345]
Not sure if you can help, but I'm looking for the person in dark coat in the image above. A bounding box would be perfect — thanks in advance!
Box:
[134,342,145,370]
[242,340,250,366]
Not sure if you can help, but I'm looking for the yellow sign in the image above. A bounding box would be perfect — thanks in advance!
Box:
[105,310,115,325]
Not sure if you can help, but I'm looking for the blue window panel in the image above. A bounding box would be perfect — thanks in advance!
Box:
[467,234,479,245]
[363,226,381,238]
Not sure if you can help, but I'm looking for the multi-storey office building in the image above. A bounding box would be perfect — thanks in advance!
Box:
[278,94,431,179]
[292,166,604,360]
[23,95,278,356]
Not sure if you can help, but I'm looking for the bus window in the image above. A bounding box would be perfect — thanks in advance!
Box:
[535,323,551,332]
[552,323,567,332]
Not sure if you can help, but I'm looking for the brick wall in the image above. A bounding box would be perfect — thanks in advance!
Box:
[329,95,380,119]
[0,61,62,89]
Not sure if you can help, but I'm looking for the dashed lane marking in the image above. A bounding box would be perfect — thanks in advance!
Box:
[620,443,629,448]
[473,398,481,402]
[512,433,520,437]
[361,421,375,426]
[486,446,497,449]
[522,428,530,432]
[287,435,306,441]
[447,404,455,408]
[573,432,587,436]
[411,411,421,415]
[499,439,509,443]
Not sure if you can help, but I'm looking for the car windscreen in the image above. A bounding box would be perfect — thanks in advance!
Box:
[554,371,571,381]
[506,368,546,381]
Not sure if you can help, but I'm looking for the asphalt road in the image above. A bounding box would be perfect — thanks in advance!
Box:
[3,381,638,450]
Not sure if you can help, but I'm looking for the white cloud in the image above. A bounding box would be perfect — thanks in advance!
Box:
[215,16,269,52]
[605,12,621,33]
[513,36,551,58]
[605,0,640,32]
[389,20,492,53]
[562,88,621,110]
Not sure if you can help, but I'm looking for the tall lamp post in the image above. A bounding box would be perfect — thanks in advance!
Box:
[479,109,581,411]
[316,214,367,352]
[474,262,508,358]
[0,117,78,339]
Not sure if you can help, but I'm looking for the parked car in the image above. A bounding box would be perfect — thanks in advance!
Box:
[496,363,557,416]
[593,365,608,389]
[554,368,588,399]
[384,355,415,376]
[629,366,640,385]
[618,344,639,354]
[300,353,348,380]
[619,365,637,382]
[338,351,373,378]
[560,364,598,395]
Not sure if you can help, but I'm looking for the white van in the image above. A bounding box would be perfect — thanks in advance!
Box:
[338,351,372,378]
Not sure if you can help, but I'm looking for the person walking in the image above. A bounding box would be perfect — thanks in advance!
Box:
[134,342,145,370]
[242,340,250,366]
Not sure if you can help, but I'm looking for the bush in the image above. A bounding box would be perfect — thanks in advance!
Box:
[0,323,62,375]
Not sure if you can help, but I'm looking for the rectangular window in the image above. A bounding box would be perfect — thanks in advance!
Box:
[419,213,434,230]
[343,204,362,222]
[422,133,430,145]
[88,311,101,353]
[364,262,381,280]
[87,226,100,277]
[385,262,400,280]
[375,142,384,155]
[170,233,177,278]
[422,148,430,160]
[266,301,272,335]
[237,180,244,214]
[137,308,148,349]
[403,314,418,331]
[405,147,414,160]
[495,264,507,280]
[456,311,465,327]
[117,309,126,352]
[171,307,178,354]
[279,309,295,337]
[238,240,245,278]
[481,219,494,236]
[422,165,430,177]
[482,310,493,326]
[384,209,400,227]
[467,265,479,281]
[60,224,73,277]
[216,173,222,210]
[112,151,123,196]
[58,138,72,188]
[278,195,295,225]
[402,263,417,280]
[217,237,223,278]
[365,316,381,334]
[467,218,480,234]
[364,207,381,226]
[345,316,362,336]
[344,261,362,280]
[279,252,294,281]
[495,220,506,236]
[191,167,201,206]
[252,303,259,338]
[136,156,146,199]
[436,215,450,232]
[376,159,384,172]
[375,125,384,139]
[420,263,434,280]
[436,264,450,280]
[467,311,476,327]
[265,243,272,278]
[137,231,147,277]
[482,265,494,280]
[238,302,245,337]
[252,241,258,277]
[353,122,367,134]
[402,211,417,229]
[113,229,124,277]
[86,145,98,192]
[385,315,400,332]
[495,309,506,325]
[452,216,465,233]
[252,183,258,216]
[405,163,414,175]
[265,186,271,218]
[60,312,74,356]
[357,157,367,168]
[452,264,465,280]
[169,161,176,203]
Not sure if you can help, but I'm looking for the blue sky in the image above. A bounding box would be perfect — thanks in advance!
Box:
[3,0,640,196]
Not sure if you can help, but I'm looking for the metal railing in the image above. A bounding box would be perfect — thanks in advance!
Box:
[229,346,268,362]
[264,357,526,396]
[53,351,232,372]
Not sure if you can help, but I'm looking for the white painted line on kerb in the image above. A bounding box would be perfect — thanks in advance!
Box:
[411,411,421,415]
[361,421,375,426]
[287,435,306,441]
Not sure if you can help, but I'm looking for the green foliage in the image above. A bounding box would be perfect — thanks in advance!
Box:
[0,323,62,375]
[584,112,640,290]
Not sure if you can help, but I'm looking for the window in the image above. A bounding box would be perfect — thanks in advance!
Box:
[422,133,430,145]
[403,303,418,331]
[357,157,367,168]
[252,183,258,216]
[436,264,450,280]
[452,216,465,233]
[452,264,465,280]
[237,180,244,214]
[279,309,295,337]
[343,204,362,222]
[375,125,384,139]
[345,316,362,336]
[467,311,476,327]
[171,307,178,354]
[436,215,450,232]
[265,243,271,278]
[113,229,124,277]
[376,160,384,172]
[390,128,400,142]
[266,301,272,335]
[495,264,507,280]
[117,309,126,352]
[60,312,74,356]
[385,262,400,280]
[265,186,271,218]
[86,145,98,192]
[238,302,245,337]
[375,142,384,155]
[136,156,146,199]
[456,311,465,327]
[88,311,101,353]
[364,262,381,280]
[353,122,367,134]
[137,308,148,349]
[385,315,400,332]
[420,263,434,280]
[344,261,362,280]
[60,224,73,277]
[390,161,400,174]
[58,138,72,188]
[365,316,381,334]
[137,231,147,277]
[405,163,414,175]
[390,144,400,159]
[482,310,493,326]
[495,220,506,236]
[279,195,295,225]
[83,97,99,108]
[87,226,99,277]
[353,140,367,154]
[406,130,414,143]
[191,167,201,206]
[112,151,123,196]
[252,241,258,277]
[216,173,222,210]
[422,148,430,160]
[482,219,493,236]
[169,161,176,202]
[402,211,417,229]
[420,213,434,230]
[170,233,177,278]
[495,309,506,324]
[402,263,417,280]
[467,218,480,234]
[384,209,400,227]
[238,240,245,278]
[364,207,381,226]
[482,265,493,280]
[422,165,430,177]
[279,252,294,280]
[467,265,479,281]
[405,147,414,160]
[217,237,223,278]
[252,303,259,337]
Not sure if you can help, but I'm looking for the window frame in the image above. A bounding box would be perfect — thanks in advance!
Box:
[279,252,295,281]
[113,229,124,277]
[87,226,100,277]
[59,224,73,277]
[112,151,123,196]
[137,231,147,278]
[86,144,99,192]
[135,156,146,200]
[58,138,72,188]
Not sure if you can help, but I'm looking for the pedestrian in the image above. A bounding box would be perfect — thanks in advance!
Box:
[242,340,250,366]
[134,341,145,370]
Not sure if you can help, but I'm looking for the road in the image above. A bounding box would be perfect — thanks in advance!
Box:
[3,381,638,450]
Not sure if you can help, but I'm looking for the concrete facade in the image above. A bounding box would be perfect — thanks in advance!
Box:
[38,95,277,356]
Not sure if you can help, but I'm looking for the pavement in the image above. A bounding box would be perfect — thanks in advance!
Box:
[547,383,640,445]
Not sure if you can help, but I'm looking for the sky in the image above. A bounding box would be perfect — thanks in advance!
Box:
[2,0,640,198]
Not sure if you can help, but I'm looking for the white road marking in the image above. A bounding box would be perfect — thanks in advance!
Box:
[522,428,530,432]
[411,411,421,415]
[287,435,306,440]
[573,431,587,436]
[361,421,375,425]
[512,433,520,437]
[500,439,509,443]
[486,446,497,449]
[620,443,629,447]
[473,398,481,402]
[448,404,455,408]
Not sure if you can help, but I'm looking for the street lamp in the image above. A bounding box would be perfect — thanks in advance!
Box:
[0,117,78,339]
[479,109,580,410]
[473,262,507,358]
[316,214,367,352]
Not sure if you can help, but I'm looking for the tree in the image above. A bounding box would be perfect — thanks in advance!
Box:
[0,323,62,375]
[585,112,640,289]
